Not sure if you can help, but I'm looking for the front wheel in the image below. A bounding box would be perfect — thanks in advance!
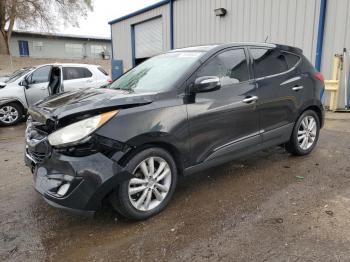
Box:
[109,147,178,220]
[0,103,23,126]
[286,110,320,156]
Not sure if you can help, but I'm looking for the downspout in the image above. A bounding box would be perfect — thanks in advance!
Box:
[169,0,174,50]
[110,25,114,60]
[131,25,136,67]
[315,0,327,71]
[110,25,115,77]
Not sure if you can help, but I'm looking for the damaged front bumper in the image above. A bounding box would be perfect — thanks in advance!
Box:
[24,122,132,215]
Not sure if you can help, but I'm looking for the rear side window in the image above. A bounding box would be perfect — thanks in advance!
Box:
[197,48,249,84]
[97,66,108,76]
[63,67,92,80]
[250,48,299,78]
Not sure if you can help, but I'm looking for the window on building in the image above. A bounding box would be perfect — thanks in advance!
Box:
[197,49,249,85]
[91,45,106,58]
[33,41,43,52]
[250,48,300,78]
[63,67,92,80]
[65,43,84,57]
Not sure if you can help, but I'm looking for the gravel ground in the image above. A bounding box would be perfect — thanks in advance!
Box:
[0,112,350,262]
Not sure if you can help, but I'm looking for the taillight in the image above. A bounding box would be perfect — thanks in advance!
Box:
[314,72,324,82]
[107,79,112,84]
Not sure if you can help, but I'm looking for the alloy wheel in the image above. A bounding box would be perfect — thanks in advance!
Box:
[128,157,172,211]
[297,115,317,150]
[0,105,19,124]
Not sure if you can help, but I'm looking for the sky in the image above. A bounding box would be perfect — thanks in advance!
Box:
[61,0,161,38]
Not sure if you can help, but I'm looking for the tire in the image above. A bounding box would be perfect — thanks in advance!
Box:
[109,147,178,220]
[286,110,320,156]
[0,103,23,126]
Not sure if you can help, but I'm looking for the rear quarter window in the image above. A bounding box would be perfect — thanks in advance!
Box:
[63,67,92,80]
[97,66,109,76]
[250,48,300,78]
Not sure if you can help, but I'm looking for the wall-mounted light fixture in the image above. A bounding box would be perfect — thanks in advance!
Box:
[214,8,227,17]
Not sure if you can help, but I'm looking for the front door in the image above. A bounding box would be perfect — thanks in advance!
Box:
[24,65,51,106]
[18,41,29,57]
[187,48,260,165]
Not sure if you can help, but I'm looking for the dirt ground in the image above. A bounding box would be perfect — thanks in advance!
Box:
[0,112,350,262]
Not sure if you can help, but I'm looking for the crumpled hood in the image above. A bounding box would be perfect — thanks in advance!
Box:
[29,88,156,123]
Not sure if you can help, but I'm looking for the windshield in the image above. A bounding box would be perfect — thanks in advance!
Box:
[5,67,33,83]
[108,52,203,92]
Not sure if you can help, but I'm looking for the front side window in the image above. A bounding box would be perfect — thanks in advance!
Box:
[109,52,203,92]
[197,49,249,85]
[250,48,300,78]
[28,66,51,84]
[63,67,92,80]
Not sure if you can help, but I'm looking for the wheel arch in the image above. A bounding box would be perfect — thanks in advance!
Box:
[0,98,27,115]
[297,101,324,128]
[118,141,185,177]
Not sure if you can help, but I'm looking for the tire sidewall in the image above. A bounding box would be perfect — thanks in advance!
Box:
[292,110,320,155]
[0,103,23,126]
[114,147,178,220]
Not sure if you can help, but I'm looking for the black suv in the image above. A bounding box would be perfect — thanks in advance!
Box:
[25,43,325,220]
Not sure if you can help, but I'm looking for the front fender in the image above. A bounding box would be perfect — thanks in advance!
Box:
[0,97,27,109]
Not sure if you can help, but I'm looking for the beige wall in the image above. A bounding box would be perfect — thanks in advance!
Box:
[0,55,111,76]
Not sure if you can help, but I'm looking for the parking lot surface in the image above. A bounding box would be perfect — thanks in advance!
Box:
[1,113,350,261]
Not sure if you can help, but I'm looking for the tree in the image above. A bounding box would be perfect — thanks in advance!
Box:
[0,0,93,55]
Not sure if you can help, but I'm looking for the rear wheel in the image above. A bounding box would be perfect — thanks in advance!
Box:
[109,147,178,220]
[286,110,320,156]
[0,103,23,126]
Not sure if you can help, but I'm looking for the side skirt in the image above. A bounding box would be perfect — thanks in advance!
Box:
[184,123,294,176]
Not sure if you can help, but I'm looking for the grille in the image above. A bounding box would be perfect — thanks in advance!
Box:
[27,148,47,163]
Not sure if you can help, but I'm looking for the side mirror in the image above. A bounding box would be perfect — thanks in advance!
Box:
[19,77,29,88]
[19,78,29,86]
[191,76,221,93]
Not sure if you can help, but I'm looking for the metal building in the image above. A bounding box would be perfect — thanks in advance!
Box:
[109,0,350,106]
[10,30,112,60]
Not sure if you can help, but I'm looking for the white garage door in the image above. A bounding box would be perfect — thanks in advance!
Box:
[134,17,163,59]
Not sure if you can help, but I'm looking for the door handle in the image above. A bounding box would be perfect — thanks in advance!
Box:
[292,85,304,91]
[242,96,258,103]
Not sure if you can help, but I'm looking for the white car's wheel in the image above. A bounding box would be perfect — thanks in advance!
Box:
[0,103,23,126]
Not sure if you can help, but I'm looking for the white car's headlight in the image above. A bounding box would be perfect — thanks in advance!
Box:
[48,110,118,147]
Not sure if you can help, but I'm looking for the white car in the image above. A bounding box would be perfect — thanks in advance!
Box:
[0,63,111,126]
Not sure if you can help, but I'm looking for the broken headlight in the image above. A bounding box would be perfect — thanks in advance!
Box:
[48,110,118,147]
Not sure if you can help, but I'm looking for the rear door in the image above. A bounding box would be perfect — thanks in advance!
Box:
[62,66,95,92]
[249,47,303,141]
[24,65,51,106]
[187,48,260,164]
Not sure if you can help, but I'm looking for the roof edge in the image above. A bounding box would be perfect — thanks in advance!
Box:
[108,0,170,25]
[10,30,110,41]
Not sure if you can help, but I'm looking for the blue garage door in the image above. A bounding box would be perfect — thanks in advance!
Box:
[18,40,29,57]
